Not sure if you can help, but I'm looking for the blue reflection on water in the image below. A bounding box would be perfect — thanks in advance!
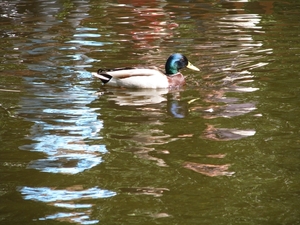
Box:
[73,33,101,38]
[20,186,116,202]
[66,40,111,46]
[20,186,116,224]
[27,153,104,174]
[12,0,116,223]
[19,84,106,174]
[54,203,92,209]
[40,212,99,225]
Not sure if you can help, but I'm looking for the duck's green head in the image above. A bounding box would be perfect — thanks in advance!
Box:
[165,53,200,75]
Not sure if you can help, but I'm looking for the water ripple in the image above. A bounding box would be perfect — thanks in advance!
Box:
[66,40,111,46]
[19,83,105,174]
[20,186,116,202]
[19,186,116,224]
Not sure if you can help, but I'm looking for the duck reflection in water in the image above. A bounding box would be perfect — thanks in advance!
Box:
[95,88,169,106]
[167,92,189,118]
[95,87,189,118]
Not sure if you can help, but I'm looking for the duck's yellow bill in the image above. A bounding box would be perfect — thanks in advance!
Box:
[187,62,200,71]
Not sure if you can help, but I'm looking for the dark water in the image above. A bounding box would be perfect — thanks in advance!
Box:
[1,0,300,224]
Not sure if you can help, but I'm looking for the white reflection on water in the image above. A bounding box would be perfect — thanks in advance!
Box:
[195,9,271,121]
[40,212,99,225]
[20,186,116,202]
[66,40,111,46]
[27,153,104,174]
[20,85,106,174]
[15,0,109,176]
[96,88,169,106]
[20,186,116,224]
[8,0,117,224]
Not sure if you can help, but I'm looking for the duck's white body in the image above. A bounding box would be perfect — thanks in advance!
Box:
[92,68,170,89]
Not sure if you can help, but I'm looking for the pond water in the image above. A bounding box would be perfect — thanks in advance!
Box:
[1,0,300,224]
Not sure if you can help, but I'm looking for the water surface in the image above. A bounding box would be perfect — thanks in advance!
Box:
[1,0,300,224]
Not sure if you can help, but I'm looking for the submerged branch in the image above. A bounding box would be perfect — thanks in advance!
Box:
[0,88,21,93]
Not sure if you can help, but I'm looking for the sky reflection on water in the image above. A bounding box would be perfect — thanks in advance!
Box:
[20,186,116,224]
[9,1,117,223]
[19,82,106,174]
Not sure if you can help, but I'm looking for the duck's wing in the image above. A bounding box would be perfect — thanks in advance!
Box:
[98,66,164,78]
[92,66,170,88]
[92,67,165,84]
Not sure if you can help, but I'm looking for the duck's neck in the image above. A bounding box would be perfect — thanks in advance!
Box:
[165,61,178,75]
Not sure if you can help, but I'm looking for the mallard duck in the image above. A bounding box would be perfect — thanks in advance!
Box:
[92,53,200,89]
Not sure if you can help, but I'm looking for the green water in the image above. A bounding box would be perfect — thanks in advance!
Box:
[1,0,300,224]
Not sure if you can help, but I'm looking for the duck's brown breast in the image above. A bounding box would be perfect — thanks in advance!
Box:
[167,73,185,88]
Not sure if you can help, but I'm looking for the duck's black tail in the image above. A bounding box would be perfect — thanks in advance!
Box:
[92,69,112,84]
